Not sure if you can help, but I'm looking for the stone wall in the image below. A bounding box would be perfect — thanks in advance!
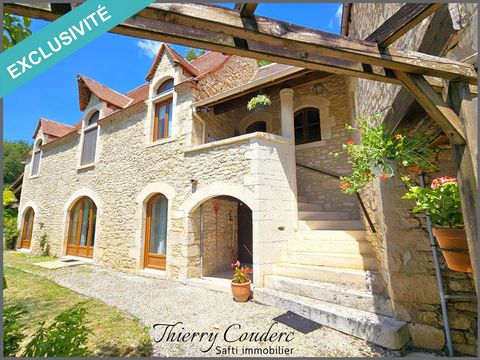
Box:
[196,74,361,217]
[19,47,297,287]
[191,197,238,276]
[347,3,477,355]
[194,56,258,100]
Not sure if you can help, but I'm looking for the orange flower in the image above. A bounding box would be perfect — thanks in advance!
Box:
[394,134,403,140]
[379,173,389,181]
[339,181,350,190]
[345,139,355,145]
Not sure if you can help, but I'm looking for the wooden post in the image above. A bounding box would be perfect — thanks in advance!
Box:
[447,81,478,292]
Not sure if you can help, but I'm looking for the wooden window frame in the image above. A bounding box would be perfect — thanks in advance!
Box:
[294,107,321,145]
[153,98,173,141]
[80,111,100,166]
[20,207,35,249]
[66,196,96,258]
[31,140,42,177]
[144,193,168,270]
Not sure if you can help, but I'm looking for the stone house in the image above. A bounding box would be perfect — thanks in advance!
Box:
[17,3,477,354]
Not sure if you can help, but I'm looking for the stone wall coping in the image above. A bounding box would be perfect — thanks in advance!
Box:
[184,132,292,154]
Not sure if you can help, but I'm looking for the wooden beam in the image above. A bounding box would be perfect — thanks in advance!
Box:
[139,3,476,84]
[5,2,477,84]
[393,72,466,145]
[49,3,72,15]
[366,3,444,47]
[234,3,258,18]
[212,71,331,114]
[447,81,478,291]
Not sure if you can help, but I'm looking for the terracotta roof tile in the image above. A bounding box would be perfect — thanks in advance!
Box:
[190,51,230,78]
[125,83,149,104]
[33,118,75,140]
[251,63,298,81]
[77,74,132,111]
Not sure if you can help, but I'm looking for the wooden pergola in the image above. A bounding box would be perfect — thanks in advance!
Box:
[5,2,478,286]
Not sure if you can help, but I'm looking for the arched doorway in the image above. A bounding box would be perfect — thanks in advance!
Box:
[245,121,267,134]
[192,196,253,279]
[66,196,97,258]
[144,193,168,270]
[20,207,35,249]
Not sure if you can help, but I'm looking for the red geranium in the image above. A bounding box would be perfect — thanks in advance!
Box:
[344,139,355,145]
[431,176,457,189]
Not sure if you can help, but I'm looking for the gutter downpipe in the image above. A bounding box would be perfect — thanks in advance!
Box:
[420,173,454,356]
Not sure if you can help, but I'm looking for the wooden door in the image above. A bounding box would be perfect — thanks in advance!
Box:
[237,202,253,264]
[144,194,168,270]
[66,197,96,258]
[20,208,35,249]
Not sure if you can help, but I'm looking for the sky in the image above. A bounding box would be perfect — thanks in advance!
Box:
[4,2,342,142]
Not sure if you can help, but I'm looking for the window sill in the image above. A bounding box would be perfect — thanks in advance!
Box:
[295,140,326,150]
[77,163,95,171]
[29,174,40,180]
[145,137,175,148]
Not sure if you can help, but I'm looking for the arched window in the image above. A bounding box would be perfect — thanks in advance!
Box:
[67,197,97,258]
[20,207,35,249]
[31,139,42,176]
[80,111,99,166]
[294,107,321,145]
[153,79,174,141]
[246,121,267,134]
[156,78,174,95]
[144,193,168,270]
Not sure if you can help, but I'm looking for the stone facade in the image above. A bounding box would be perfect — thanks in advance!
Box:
[347,3,477,355]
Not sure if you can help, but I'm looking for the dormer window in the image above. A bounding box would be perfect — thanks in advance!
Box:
[31,139,42,176]
[156,78,173,96]
[80,111,99,166]
[153,78,174,141]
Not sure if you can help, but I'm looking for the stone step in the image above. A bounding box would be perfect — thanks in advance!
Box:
[288,239,374,255]
[298,211,353,221]
[271,263,385,293]
[263,275,393,317]
[299,220,364,230]
[254,287,409,350]
[296,229,366,241]
[287,251,378,270]
[297,202,325,212]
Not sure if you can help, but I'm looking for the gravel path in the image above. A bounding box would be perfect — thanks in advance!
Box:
[35,264,394,357]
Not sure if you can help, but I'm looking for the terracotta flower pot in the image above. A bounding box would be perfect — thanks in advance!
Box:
[432,227,472,273]
[231,280,251,302]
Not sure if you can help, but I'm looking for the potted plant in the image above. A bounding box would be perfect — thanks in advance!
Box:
[230,260,252,302]
[332,113,434,195]
[247,94,271,112]
[402,176,472,273]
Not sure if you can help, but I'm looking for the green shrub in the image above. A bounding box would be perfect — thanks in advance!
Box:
[3,216,19,250]
[3,305,26,357]
[39,234,49,256]
[22,302,90,357]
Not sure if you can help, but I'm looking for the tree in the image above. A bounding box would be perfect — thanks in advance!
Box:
[3,140,31,186]
[3,13,32,49]
[185,48,206,61]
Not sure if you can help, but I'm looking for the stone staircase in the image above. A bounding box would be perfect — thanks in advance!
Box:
[254,201,409,350]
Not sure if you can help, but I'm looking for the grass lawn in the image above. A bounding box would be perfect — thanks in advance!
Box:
[3,252,153,357]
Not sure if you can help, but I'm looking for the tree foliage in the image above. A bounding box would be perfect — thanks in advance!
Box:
[3,13,32,49]
[3,140,31,186]
[258,60,272,67]
[185,48,206,61]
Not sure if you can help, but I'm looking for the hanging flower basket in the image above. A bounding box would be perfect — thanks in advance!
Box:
[247,94,271,112]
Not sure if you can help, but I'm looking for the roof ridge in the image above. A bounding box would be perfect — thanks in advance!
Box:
[39,117,75,128]
[77,74,133,101]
